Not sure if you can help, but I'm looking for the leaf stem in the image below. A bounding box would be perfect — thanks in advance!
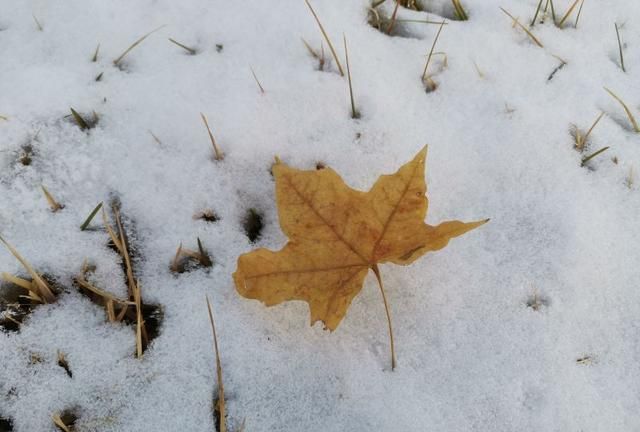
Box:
[372,264,396,371]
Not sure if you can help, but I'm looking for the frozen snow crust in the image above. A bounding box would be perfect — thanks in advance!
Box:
[1,0,640,430]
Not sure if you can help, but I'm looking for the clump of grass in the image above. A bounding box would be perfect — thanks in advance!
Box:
[206,296,226,432]
[98,203,162,357]
[526,289,549,311]
[168,37,197,55]
[500,7,544,48]
[301,38,326,71]
[41,185,64,212]
[367,3,445,37]
[0,235,56,304]
[343,35,359,119]
[422,20,446,92]
[604,87,639,132]
[113,25,165,67]
[571,111,605,151]
[200,113,224,161]
[170,238,213,273]
[304,0,344,76]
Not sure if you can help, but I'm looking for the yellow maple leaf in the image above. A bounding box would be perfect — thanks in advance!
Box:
[233,146,487,368]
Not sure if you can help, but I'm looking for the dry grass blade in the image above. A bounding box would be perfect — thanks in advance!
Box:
[113,205,136,298]
[386,1,401,34]
[451,0,468,20]
[500,7,544,48]
[0,115,8,121]
[168,37,196,55]
[92,43,100,62]
[581,146,610,166]
[134,281,143,358]
[80,202,103,231]
[170,243,184,273]
[531,0,544,26]
[604,87,639,132]
[101,207,123,253]
[32,14,43,31]
[422,20,446,82]
[41,185,64,212]
[113,25,166,66]
[148,130,163,145]
[615,23,625,72]
[52,414,71,432]
[206,295,226,432]
[250,66,265,94]
[558,0,580,27]
[70,107,90,130]
[574,0,585,27]
[343,35,359,119]
[75,275,135,308]
[396,19,449,25]
[304,0,344,76]
[0,235,55,303]
[576,111,605,150]
[301,38,326,70]
[196,238,213,267]
[200,113,224,161]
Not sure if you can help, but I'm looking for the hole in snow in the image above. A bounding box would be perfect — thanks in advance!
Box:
[367,6,422,38]
[416,0,468,21]
[243,208,264,243]
[0,274,62,332]
[0,416,13,432]
[53,408,79,432]
[194,209,220,223]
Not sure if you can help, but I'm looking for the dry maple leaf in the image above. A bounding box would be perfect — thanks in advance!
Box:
[233,146,487,369]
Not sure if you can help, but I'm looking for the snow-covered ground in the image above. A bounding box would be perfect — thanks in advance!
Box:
[1,0,640,430]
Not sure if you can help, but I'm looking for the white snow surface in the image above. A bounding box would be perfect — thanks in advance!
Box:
[1,0,640,431]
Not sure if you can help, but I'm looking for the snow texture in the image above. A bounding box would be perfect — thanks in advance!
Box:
[1,0,640,431]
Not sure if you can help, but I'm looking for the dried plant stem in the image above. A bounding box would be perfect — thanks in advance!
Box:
[304,0,344,76]
[113,25,165,66]
[92,44,100,62]
[574,0,585,27]
[101,208,123,253]
[41,185,64,212]
[581,112,605,147]
[558,0,581,27]
[500,7,544,48]
[372,264,396,371]
[206,296,226,432]
[148,130,163,145]
[32,14,43,31]
[604,87,639,132]
[531,0,544,26]
[581,146,610,166]
[250,66,265,94]
[113,206,135,298]
[343,35,358,119]
[615,23,625,72]
[396,19,449,25]
[387,1,401,34]
[134,281,143,358]
[200,113,224,160]
[422,20,446,82]
[451,0,468,20]
[168,37,196,55]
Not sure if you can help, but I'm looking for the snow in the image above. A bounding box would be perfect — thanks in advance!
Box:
[1,0,640,430]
